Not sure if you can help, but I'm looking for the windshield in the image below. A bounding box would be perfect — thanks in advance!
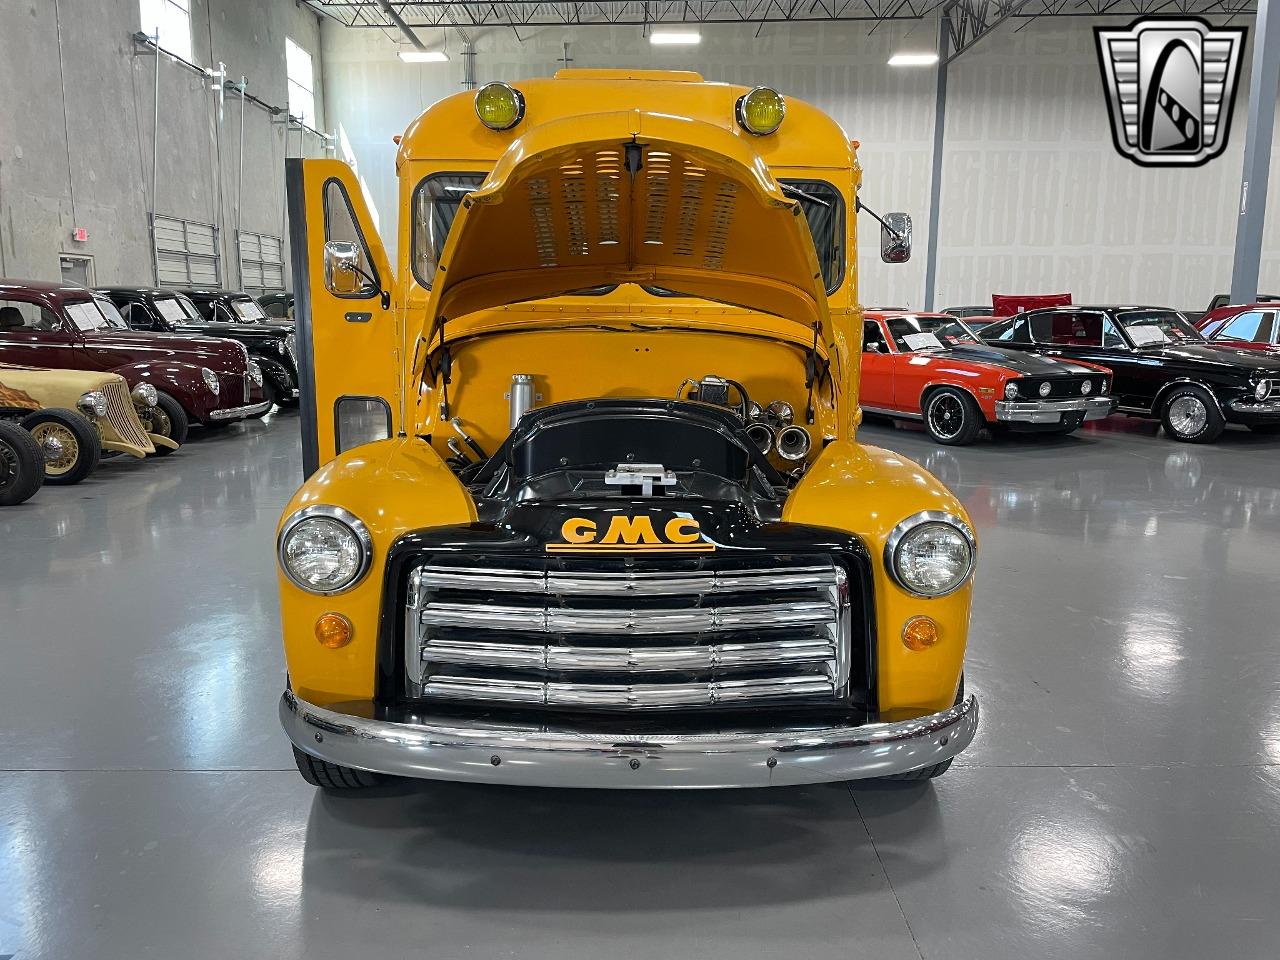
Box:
[1116,309,1203,346]
[155,297,189,325]
[886,315,979,351]
[231,298,268,323]
[66,299,126,332]
[173,294,205,322]
[778,180,844,295]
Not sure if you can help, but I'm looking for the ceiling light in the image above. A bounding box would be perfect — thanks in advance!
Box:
[650,31,701,45]
[399,50,449,63]
[888,52,939,66]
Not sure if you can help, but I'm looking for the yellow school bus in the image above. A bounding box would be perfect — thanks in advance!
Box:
[277,71,979,790]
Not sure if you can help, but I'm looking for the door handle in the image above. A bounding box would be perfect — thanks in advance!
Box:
[344,311,372,324]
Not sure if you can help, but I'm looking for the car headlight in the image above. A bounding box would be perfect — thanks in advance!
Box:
[131,382,158,408]
[278,505,372,595]
[1099,378,1110,394]
[283,333,297,361]
[202,367,220,396]
[1081,379,1093,395]
[1038,381,1052,397]
[248,361,264,387]
[885,511,976,599]
[1003,382,1019,400]
[77,391,107,417]
[1254,380,1271,401]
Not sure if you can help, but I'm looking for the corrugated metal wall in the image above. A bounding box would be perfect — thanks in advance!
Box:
[322,18,1278,311]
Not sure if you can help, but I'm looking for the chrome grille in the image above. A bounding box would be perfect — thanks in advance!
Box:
[100,380,149,448]
[405,557,853,711]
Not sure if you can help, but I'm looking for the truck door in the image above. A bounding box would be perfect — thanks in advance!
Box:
[286,159,400,477]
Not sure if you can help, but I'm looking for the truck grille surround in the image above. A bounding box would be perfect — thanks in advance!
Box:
[100,379,149,449]
[402,554,865,713]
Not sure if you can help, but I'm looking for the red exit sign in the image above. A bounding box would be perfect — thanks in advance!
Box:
[71,227,88,242]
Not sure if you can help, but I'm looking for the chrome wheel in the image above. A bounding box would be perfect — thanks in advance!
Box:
[1167,395,1208,437]
[927,393,965,441]
[145,405,173,438]
[29,422,78,477]
[0,437,16,488]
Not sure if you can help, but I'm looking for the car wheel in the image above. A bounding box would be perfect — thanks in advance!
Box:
[923,387,983,445]
[20,408,101,485]
[1161,385,1224,443]
[877,676,965,782]
[0,421,45,506]
[292,745,384,791]
[142,391,189,453]
[248,379,277,419]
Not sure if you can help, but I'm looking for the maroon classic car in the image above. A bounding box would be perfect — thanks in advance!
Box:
[0,280,269,445]
[1196,303,1280,356]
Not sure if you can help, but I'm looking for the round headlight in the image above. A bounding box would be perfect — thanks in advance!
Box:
[1004,382,1019,400]
[1254,379,1271,401]
[131,382,158,407]
[1081,379,1093,395]
[278,505,372,595]
[248,361,264,387]
[202,367,220,396]
[475,82,525,131]
[885,511,976,599]
[736,86,785,136]
[1038,381,1052,397]
[77,391,107,417]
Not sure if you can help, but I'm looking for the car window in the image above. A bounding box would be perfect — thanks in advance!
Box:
[886,315,978,350]
[862,320,886,352]
[0,298,60,331]
[412,172,487,288]
[1215,310,1266,342]
[1116,309,1202,345]
[982,316,1020,342]
[65,301,115,332]
[155,298,188,324]
[778,179,844,295]
[231,298,267,322]
[93,297,130,330]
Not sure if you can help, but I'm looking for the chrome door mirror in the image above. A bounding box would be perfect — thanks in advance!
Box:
[880,213,912,263]
[324,240,367,296]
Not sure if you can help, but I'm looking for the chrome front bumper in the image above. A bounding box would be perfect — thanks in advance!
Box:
[208,400,273,421]
[280,690,979,789]
[994,396,1115,423]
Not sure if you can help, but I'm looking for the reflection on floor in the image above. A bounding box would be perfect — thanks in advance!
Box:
[2,411,1279,959]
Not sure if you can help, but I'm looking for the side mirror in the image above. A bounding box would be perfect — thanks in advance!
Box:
[324,240,368,296]
[865,341,883,353]
[880,213,912,264]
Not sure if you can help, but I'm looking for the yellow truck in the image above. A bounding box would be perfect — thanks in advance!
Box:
[276,72,979,790]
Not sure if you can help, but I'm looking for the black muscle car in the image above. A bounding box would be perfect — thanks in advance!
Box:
[100,287,300,409]
[980,306,1280,442]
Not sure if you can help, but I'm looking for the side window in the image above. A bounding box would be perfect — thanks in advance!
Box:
[862,320,886,352]
[1026,312,1055,343]
[323,179,380,298]
[1217,310,1266,342]
[412,173,487,288]
[1101,316,1126,347]
[1265,312,1279,344]
[0,299,59,331]
[1047,311,1104,347]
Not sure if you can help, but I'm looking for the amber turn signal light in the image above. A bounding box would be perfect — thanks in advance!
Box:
[315,613,354,649]
[902,616,939,651]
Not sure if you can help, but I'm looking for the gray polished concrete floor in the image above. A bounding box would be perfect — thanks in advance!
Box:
[3,412,1280,959]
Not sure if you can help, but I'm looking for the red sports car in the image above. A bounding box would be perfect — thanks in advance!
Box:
[1196,303,1280,356]
[860,311,1116,445]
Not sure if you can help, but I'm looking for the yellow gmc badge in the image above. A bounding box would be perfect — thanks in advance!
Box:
[547,514,715,553]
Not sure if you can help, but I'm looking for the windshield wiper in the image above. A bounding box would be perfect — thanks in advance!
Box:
[780,182,831,207]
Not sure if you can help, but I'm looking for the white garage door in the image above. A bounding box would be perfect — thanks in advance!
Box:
[153,216,221,286]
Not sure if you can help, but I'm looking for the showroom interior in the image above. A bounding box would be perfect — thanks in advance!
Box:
[2,0,1280,956]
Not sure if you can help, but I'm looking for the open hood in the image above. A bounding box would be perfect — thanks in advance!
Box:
[421,110,832,352]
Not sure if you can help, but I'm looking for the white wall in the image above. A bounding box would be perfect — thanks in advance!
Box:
[322,17,1279,311]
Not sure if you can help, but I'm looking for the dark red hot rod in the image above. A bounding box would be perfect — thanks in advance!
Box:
[0,280,269,445]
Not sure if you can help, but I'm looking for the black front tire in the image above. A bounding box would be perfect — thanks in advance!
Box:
[20,408,100,485]
[1160,384,1225,443]
[292,745,384,791]
[0,422,45,506]
[923,387,983,445]
[143,392,189,453]
[878,677,965,782]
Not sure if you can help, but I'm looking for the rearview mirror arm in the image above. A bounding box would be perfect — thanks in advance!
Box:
[856,197,904,244]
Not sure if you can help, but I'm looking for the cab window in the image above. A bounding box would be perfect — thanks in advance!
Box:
[778,180,844,295]
[412,172,487,288]
[862,320,887,352]
[323,179,381,298]
[0,299,59,332]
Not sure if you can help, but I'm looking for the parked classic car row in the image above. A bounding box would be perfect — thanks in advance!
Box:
[0,278,299,506]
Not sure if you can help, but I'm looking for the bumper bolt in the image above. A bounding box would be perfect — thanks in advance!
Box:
[490,755,501,766]
[314,733,323,743]
[766,757,777,769]
[629,758,641,770]
[940,736,949,746]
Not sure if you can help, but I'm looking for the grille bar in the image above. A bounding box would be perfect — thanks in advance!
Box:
[421,637,838,672]
[422,674,838,708]
[100,380,149,448]
[417,564,838,595]
[419,599,836,635]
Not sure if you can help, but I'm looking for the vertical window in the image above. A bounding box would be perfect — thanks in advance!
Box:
[286,38,316,126]
[140,0,192,62]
